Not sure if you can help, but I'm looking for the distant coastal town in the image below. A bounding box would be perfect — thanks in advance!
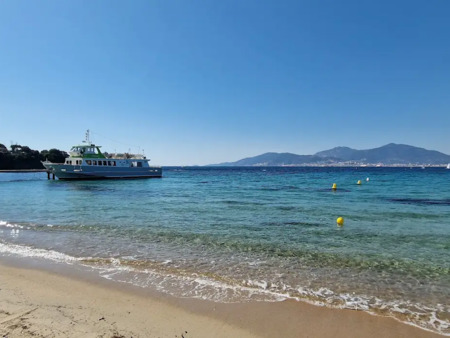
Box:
[211,143,450,168]
[240,162,448,168]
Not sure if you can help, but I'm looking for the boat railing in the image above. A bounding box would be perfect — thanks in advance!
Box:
[108,153,147,160]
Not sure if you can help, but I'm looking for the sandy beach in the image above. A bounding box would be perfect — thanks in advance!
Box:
[0,260,443,338]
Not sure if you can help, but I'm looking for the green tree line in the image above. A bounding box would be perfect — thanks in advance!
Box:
[0,143,68,170]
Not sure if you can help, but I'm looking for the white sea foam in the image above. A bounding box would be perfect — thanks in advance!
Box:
[0,242,78,264]
[0,220,24,229]
[0,240,447,335]
[92,262,444,333]
[97,265,449,334]
[110,268,450,335]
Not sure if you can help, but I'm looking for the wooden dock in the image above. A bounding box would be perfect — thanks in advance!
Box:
[0,169,55,179]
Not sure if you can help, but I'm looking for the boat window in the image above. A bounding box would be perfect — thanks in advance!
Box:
[93,160,97,165]
[98,161,102,166]
[113,161,116,166]
[103,161,107,166]
[108,161,111,166]
[86,160,92,165]
[137,161,143,167]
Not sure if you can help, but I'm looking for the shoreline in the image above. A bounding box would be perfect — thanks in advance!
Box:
[0,257,444,338]
[0,165,449,172]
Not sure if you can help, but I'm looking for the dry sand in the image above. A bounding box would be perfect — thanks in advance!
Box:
[0,261,443,338]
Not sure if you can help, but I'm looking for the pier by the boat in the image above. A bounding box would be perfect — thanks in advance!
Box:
[0,169,55,180]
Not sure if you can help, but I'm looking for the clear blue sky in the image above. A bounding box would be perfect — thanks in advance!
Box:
[1,0,449,165]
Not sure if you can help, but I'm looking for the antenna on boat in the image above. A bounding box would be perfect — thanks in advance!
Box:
[84,130,91,144]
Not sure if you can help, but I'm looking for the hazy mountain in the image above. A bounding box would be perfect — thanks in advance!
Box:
[315,143,450,164]
[214,152,334,166]
[315,146,356,159]
[211,144,450,166]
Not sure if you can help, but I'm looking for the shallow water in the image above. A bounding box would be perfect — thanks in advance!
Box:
[0,167,449,334]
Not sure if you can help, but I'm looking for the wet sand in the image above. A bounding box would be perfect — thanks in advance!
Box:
[0,261,443,338]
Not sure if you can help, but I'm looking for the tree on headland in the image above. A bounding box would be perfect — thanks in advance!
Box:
[0,144,12,169]
[40,149,68,164]
[0,143,68,170]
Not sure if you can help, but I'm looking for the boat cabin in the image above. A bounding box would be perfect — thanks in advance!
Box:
[69,144,106,159]
[64,143,149,168]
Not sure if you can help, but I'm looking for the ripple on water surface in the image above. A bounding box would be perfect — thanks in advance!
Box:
[0,167,449,334]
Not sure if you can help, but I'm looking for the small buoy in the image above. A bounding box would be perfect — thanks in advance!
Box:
[357,180,361,185]
[336,217,344,226]
[332,183,337,190]
[366,177,369,182]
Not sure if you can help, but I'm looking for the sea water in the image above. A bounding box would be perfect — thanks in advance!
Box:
[0,167,449,334]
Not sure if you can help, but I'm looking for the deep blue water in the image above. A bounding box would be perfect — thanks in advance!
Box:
[0,167,449,333]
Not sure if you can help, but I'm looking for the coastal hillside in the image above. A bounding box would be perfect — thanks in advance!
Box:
[213,152,334,166]
[315,143,450,165]
[0,143,67,170]
[212,144,450,166]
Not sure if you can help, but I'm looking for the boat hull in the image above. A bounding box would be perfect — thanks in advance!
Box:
[43,163,162,180]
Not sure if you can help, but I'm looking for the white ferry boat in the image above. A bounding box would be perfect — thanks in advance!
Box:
[42,131,162,180]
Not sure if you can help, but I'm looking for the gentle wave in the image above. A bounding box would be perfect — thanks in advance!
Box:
[1,167,449,335]
[0,220,55,230]
[1,220,447,279]
[0,242,448,335]
[389,198,450,206]
[0,220,25,229]
[0,242,78,263]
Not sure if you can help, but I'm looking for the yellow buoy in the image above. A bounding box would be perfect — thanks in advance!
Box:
[332,183,337,190]
[357,180,361,185]
[337,217,344,226]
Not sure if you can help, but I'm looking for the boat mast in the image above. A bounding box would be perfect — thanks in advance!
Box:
[84,130,91,144]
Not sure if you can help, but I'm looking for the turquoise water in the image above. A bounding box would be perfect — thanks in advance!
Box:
[0,167,449,334]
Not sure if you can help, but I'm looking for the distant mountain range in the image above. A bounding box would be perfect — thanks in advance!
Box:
[211,144,450,166]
